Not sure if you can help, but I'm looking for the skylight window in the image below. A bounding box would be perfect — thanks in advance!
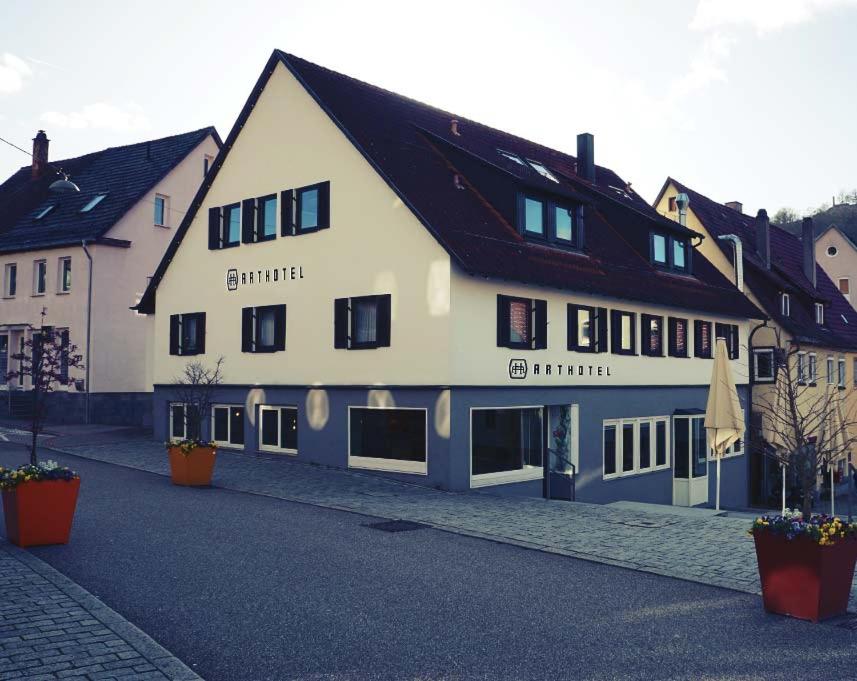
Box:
[80,194,107,213]
[498,149,525,166]
[842,314,849,324]
[34,204,55,220]
[526,160,559,183]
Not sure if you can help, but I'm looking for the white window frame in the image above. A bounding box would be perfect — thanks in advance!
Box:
[57,257,71,293]
[708,435,745,460]
[210,404,245,449]
[838,358,846,388]
[168,402,188,443]
[808,352,818,384]
[780,293,790,317]
[526,159,559,183]
[470,405,544,487]
[3,263,16,298]
[33,259,47,295]
[827,356,835,385]
[839,278,850,301]
[797,352,807,384]
[258,405,299,455]
[815,303,824,325]
[154,194,169,227]
[753,348,776,383]
[602,416,671,480]
[348,406,427,475]
[80,193,107,213]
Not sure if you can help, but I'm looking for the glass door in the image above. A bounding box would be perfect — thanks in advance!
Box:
[672,415,709,506]
[545,405,577,501]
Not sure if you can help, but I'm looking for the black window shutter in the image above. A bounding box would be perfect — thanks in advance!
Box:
[274,305,286,351]
[280,190,294,236]
[693,320,702,357]
[641,315,653,356]
[595,307,608,353]
[169,315,180,355]
[730,324,739,359]
[567,304,578,351]
[317,181,330,230]
[610,310,621,353]
[242,199,256,243]
[208,207,221,250]
[196,313,206,354]
[334,298,349,349]
[668,318,678,357]
[376,294,391,347]
[497,295,511,347]
[533,299,547,349]
[241,307,255,353]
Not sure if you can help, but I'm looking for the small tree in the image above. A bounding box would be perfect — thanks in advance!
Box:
[5,309,84,464]
[171,357,225,443]
[753,329,857,518]
[772,207,798,225]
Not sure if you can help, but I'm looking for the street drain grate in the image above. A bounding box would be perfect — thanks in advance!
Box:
[364,520,428,533]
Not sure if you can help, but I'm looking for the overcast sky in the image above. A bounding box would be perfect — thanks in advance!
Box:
[2,0,855,216]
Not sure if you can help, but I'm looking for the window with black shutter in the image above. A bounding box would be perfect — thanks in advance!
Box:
[497,295,547,350]
[715,322,740,359]
[332,295,392,350]
[169,313,206,356]
[641,314,664,356]
[567,304,607,353]
[241,305,286,353]
[694,320,712,358]
[222,203,241,248]
[610,310,636,355]
[241,199,256,244]
[295,181,330,234]
[668,317,688,358]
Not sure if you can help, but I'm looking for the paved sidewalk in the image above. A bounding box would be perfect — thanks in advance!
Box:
[0,539,200,680]
[46,437,857,612]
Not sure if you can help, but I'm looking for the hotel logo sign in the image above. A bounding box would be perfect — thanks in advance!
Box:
[225,265,305,292]
[509,359,528,380]
[507,358,612,380]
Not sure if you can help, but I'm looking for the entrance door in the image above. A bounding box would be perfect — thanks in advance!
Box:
[672,415,708,506]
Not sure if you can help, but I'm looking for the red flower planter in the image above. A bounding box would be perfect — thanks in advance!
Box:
[2,478,81,547]
[753,532,857,622]
[168,446,216,486]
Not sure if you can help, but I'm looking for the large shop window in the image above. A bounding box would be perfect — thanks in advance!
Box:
[242,305,286,353]
[334,295,392,350]
[603,417,669,479]
[668,317,689,358]
[211,405,245,448]
[610,309,636,355]
[694,320,712,358]
[641,314,664,356]
[714,323,740,359]
[259,406,298,453]
[169,312,206,356]
[567,304,607,352]
[348,407,427,474]
[471,407,543,487]
[497,295,547,350]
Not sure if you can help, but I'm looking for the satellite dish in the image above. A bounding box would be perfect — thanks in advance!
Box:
[49,173,80,193]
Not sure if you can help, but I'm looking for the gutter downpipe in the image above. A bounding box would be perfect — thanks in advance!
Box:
[747,319,770,506]
[81,240,93,425]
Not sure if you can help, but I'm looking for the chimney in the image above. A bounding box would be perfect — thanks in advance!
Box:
[725,201,743,213]
[675,193,689,227]
[576,133,595,182]
[802,216,816,287]
[755,209,770,269]
[450,119,460,136]
[31,130,49,180]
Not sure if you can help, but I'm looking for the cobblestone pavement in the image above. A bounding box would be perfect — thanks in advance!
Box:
[0,539,200,680]
[50,438,856,612]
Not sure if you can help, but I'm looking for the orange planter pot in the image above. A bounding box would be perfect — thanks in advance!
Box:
[168,446,216,486]
[2,478,81,547]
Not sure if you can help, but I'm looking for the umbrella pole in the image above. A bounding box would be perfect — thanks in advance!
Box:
[716,455,721,511]
[781,464,786,515]
[831,466,835,517]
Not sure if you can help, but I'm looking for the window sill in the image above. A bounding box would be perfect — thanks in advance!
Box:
[2,295,15,300]
[31,293,45,297]
[470,467,542,488]
[56,290,70,296]
[754,378,776,384]
[348,456,427,475]
[611,349,637,356]
[154,223,170,229]
[259,446,298,456]
[603,464,671,481]
[212,442,244,451]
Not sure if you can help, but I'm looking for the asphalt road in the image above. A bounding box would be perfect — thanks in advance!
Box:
[2,444,856,681]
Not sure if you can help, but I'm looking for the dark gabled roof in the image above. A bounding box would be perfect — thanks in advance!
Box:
[661,178,857,351]
[137,51,761,320]
[0,127,221,255]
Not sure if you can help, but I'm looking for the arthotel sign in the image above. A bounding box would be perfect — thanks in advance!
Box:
[226,265,305,291]
[508,358,613,380]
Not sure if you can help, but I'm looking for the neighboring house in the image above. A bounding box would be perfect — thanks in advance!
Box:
[0,128,221,425]
[136,51,762,506]
[654,180,857,506]
[814,225,857,311]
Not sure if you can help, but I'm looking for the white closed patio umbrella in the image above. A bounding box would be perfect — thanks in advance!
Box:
[705,337,745,511]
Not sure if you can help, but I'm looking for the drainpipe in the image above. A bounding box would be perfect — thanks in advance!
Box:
[81,241,93,424]
[717,235,744,292]
[747,319,770,505]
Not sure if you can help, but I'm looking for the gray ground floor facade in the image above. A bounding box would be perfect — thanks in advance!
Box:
[5,390,153,427]
[152,384,751,507]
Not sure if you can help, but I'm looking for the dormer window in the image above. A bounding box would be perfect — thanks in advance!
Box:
[80,194,107,213]
[815,303,824,325]
[34,204,55,220]
[650,233,689,272]
[526,160,559,183]
[780,293,790,317]
[518,195,581,249]
[498,149,525,166]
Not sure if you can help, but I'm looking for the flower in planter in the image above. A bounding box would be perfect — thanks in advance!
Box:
[750,513,857,546]
[166,439,218,455]
[0,462,79,490]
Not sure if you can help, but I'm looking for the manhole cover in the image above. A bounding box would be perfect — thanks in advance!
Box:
[364,520,428,533]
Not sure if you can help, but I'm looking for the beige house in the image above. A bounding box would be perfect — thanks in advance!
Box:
[0,128,220,425]
[815,225,857,311]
